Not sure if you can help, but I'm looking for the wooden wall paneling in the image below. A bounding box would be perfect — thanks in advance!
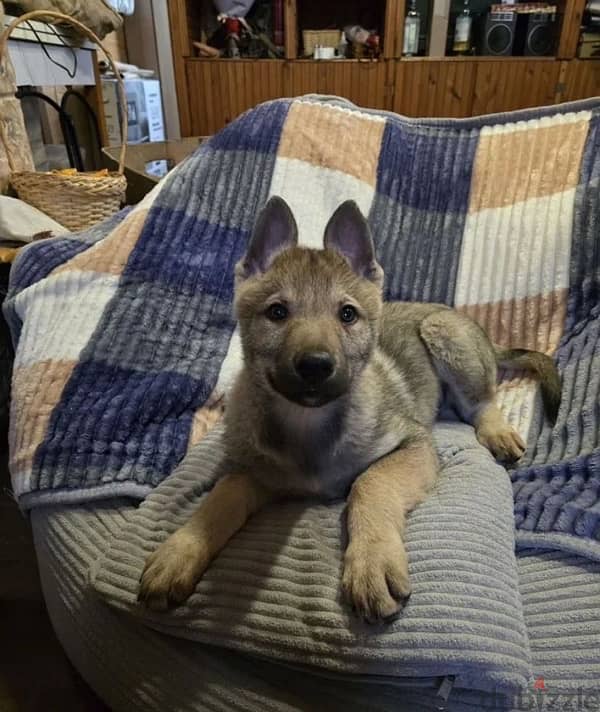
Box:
[186,62,219,135]
[283,59,316,96]
[472,59,560,115]
[554,60,569,103]
[439,61,476,116]
[284,0,298,60]
[284,60,389,110]
[394,59,562,119]
[384,58,396,110]
[286,60,319,100]
[224,61,237,124]
[449,60,477,116]
[183,57,580,137]
[560,59,600,100]
[356,61,387,109]
[394,60,426,115]
[520,60,557,107]
[472,60,508,115]
[186,60,285,135]
[393,60,476,117]
[423,61,443,115]
[168,0,193,136]
[556,0,587,59]
[201,60,216,135]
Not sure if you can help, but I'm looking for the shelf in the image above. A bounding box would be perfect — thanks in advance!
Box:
[180,0,568,64]
[400,55,558,61]
[171,0,600,137]
[186,58,387,64]
[187,58,286,63]
[186,55,559,64]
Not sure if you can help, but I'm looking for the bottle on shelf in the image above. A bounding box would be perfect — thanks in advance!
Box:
[337,28,348,57]
[453,0,473,54]
[403,0,421,56]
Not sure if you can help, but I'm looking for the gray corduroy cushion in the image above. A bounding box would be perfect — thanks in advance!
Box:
[90,422,532,695]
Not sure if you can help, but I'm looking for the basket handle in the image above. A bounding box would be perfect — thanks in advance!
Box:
[0,10,128,174]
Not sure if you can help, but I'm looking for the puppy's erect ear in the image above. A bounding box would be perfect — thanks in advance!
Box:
[324,201,383,285]
[237,196,298,280]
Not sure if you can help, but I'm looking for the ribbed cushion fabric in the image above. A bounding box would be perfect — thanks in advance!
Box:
[32,496,600,710]
[90,423,531,696]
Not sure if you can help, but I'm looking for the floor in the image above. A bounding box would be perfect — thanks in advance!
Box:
[0,443,109,711]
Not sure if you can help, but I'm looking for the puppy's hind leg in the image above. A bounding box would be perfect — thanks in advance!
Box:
[419,310,526,462]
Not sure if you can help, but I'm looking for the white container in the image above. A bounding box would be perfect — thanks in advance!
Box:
[317,46,335,59]
[103,78,165,144]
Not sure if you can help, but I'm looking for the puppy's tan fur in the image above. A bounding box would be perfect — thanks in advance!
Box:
[139,197,559,622]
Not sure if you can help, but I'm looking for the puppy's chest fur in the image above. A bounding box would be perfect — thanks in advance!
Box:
[259,397,389,497]
[225,344,435,499]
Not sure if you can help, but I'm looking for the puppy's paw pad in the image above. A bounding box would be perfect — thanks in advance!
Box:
[138,531,208,610]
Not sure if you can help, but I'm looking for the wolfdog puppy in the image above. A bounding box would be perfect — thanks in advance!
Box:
[139,197,560,622]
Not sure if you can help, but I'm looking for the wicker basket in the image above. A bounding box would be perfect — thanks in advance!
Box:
[302,29,342,57]
[0,11,128,232]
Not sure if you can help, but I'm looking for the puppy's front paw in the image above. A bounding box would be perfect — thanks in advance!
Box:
[342,540,411,623]
[138,529,209,611]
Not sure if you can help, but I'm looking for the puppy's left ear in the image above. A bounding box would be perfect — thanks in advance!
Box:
[324,201,383,286]
[237,196,298,280]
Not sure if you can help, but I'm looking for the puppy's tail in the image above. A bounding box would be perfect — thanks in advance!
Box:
[495,347,561,423]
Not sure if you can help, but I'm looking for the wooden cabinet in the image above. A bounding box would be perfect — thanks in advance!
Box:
[186,59,393,136]
[171,0,600,137]
[285,60,391,110]
[394,59,477,117]
[560,59,600,100]
[186,60,284,135]
[471,59,561,114]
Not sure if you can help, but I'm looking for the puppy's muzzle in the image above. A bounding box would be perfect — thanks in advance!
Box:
[294,351,335,386]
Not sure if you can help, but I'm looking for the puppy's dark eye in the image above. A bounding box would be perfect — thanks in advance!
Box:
[266,303,288,321]
[339,304,358,324]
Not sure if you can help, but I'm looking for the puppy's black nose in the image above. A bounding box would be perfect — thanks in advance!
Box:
[294,352,334,385]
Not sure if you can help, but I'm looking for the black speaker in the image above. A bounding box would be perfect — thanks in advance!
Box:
[477,11,518,56]
[515,13,557,56]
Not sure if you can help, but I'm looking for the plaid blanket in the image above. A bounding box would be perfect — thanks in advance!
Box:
[5,95,600,559]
